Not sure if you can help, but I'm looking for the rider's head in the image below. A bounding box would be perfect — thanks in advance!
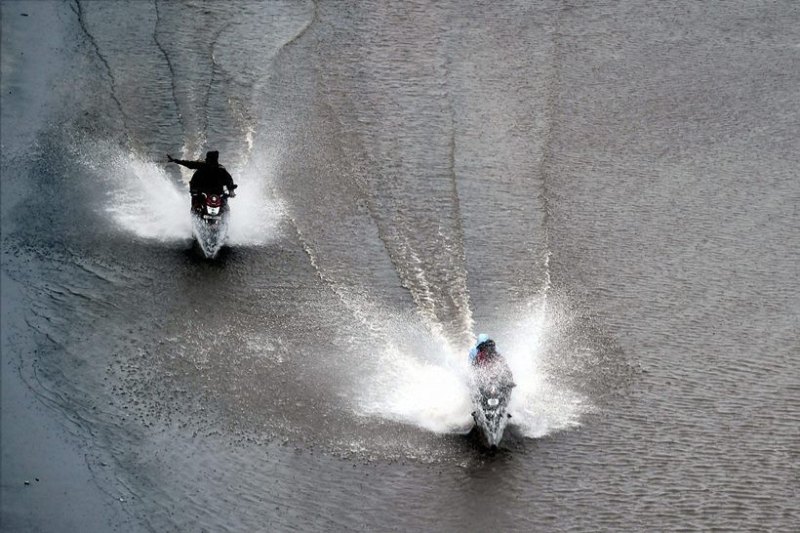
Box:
[205,151,219,165]
[476,333,489,345]
[477,339,496,354]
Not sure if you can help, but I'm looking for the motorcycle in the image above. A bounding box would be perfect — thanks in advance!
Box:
[471,364,515,449]
[191,186,235,258]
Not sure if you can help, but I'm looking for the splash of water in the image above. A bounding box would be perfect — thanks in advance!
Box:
[226,155,284,246]
[358,334,475,434]
[104,154,193,241]
[357,296,588,439]
[74,140,282,247]
[501,300,587,438]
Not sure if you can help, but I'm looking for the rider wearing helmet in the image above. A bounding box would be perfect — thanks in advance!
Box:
[474,338,498,366]
[469,333,490,364]
[469,333,514,384]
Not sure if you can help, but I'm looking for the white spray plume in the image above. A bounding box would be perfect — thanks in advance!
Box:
[357,297,588,439]
[74,140,281,246]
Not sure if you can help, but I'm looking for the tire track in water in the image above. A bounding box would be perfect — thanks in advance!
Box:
[539,9,563,300]
[536,4,565,303]
[285,208,388,339]
[71,0,131,137]
[363,29,475,347]
[441,40,475,344]
[238,4,383,323]
[277,97,419,345]
[199,21,253,167]
[152,0,185,139]
[236,1,317,161]
[310,111,460,344]
[309,5,475,347]
[536,5,636,402]
[279,0,318,51]
[200,23,230,148]
[265,3,422,326]
[261,3,470,346]
[317,102,411,302]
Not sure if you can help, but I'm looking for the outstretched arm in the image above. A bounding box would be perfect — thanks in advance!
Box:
[167,154,203,169]
[222,168,236,190]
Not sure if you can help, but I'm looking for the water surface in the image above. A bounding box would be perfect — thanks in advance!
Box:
[1,1,798,531]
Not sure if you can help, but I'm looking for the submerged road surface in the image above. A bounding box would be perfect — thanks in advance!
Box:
[2,1,798,531]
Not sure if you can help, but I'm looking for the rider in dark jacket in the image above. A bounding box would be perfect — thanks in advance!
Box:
[167,150,237,197]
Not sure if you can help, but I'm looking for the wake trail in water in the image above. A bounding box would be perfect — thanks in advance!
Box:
[72,0,130,136]
[152,0,185,139]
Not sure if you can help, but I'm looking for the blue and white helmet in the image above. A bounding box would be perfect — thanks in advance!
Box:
[469,333,491,361]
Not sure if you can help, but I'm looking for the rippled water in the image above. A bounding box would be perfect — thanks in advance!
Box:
[2,1,798,531]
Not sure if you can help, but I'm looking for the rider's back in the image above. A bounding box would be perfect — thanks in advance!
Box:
[190,164,232,195]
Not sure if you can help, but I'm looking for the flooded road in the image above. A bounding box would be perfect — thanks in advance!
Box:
[2,1,798,531]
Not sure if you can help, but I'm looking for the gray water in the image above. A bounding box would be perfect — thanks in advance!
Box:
[1,1,798,531]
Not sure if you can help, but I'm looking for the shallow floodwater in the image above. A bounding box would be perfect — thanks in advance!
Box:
[1,1,798,531]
